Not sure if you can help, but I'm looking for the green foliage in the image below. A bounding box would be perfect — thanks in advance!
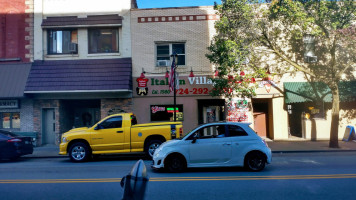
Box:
[207,0,355,99]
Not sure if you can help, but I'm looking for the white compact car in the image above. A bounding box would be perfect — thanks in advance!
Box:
[152,122,272,172]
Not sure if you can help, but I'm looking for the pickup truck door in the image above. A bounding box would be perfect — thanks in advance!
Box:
[90,116,126,152]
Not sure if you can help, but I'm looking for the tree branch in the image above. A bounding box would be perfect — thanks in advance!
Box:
[261,31,316,77]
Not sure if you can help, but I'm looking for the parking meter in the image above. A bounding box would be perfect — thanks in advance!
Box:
[120,159,149,200]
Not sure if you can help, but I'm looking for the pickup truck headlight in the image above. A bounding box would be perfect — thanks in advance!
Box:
[62,137,68,143]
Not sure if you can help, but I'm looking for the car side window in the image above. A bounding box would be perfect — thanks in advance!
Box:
[189,125,225,139]
[227,125,248,137]
[99,116,122,129]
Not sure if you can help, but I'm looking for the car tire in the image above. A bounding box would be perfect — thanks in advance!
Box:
[244,151,266,172]
[165,154,186,173]
[69,142,91,162]
[145,139,163,158]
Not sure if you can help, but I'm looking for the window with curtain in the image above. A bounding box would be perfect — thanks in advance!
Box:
[48,29,78,54]
[88,28,119,53]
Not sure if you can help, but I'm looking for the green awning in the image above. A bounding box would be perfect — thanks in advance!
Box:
[284,81,356,104]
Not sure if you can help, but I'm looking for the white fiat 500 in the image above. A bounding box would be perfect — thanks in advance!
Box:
[152,122,272,172]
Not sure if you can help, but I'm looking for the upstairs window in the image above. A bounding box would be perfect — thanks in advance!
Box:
[48,29,78,54]
[88,28,119,54]
[156,43,185,66]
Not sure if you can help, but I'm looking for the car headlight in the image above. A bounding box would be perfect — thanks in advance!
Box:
[62,137,68,143]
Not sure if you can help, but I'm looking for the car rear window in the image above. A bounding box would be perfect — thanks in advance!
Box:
[228,125,248,137]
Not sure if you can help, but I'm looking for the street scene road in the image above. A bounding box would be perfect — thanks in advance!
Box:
[1,152,356,200]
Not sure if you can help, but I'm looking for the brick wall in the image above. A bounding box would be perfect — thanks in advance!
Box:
[101,98,133,119]
[20,98,34,132]
[33,99,60,145]
[131,6,217,77]
[0,0,34,62]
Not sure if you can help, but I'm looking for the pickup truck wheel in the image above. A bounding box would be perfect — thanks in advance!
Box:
[69,142,91,162]
[145,140,163,158]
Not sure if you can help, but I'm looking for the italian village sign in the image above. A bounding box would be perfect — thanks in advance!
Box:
[134,76,214,97]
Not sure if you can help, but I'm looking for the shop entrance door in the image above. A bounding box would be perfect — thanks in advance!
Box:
[252,99,269,138]
[203,106,221,123]
[43,108,56,145]
[253,112,267,137]
[198,99,225,124]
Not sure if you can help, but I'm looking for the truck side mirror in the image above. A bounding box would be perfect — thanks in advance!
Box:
[94,124,103,130]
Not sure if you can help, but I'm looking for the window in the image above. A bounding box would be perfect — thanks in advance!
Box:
[48,29,78,54]
[156,43,185,66]
[227,125,248,137]
[188,125,225,140]
[99,116,122,129]
[0,113,20,129]
[88,28,119,53]
[150,105,183,122]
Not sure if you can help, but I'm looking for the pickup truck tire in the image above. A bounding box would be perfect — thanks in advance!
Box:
[145,139,163,158]
[69,142,91,162]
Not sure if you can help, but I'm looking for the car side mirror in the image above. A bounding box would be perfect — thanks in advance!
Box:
[191,133,198,144]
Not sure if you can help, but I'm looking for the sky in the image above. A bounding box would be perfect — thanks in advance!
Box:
[137,0,220,9]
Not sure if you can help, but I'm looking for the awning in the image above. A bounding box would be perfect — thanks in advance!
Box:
[0,63,31,98]
[284,81,356,104]
[25,58,132,94]
[41,15,123,28]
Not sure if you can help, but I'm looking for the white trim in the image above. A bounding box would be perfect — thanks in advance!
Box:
[24,89,131,94]
[41,24,122,29]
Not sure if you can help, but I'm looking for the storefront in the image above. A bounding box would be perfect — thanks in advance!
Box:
[284,81,356,140]
[0,64,34,133]
[132,75,225,134]
[24,58,133,145]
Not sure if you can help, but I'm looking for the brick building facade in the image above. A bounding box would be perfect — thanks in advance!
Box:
[0,0,35,136]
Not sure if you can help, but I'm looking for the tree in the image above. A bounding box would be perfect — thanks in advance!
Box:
[207,0,355,147]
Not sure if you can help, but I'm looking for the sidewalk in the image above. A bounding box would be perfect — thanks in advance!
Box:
[25,140,356,158]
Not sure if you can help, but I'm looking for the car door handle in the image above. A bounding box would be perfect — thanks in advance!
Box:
[117,131,123,133]
[223,143,231,146]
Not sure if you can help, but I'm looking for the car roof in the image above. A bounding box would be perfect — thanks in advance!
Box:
[199,121,252,127]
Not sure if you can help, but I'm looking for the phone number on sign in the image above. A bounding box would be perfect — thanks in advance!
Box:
[152,88,210,95]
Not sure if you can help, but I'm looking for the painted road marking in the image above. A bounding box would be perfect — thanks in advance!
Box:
[1,174,356,184]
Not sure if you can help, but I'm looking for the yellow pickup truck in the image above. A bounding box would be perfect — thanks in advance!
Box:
[59,113,183,162]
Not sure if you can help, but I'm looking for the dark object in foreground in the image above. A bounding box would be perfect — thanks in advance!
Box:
[0,130,33,160]
[121,159,149,200]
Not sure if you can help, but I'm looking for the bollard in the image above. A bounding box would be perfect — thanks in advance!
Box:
[121,159,149,200]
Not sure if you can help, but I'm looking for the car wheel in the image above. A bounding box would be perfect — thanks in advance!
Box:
[165,154,186,173]
[69,142,91,162]
[145,139,163,158]
[245,151,266,172]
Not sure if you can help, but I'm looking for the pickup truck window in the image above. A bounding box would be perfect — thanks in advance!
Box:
[99,116,122,129]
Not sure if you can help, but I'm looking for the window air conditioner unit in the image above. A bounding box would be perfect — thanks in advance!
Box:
[304,56,317,63]
[69,43,78,53]
[156,60,170,67]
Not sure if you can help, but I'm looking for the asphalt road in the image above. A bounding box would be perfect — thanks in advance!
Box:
[1,152,356,200]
